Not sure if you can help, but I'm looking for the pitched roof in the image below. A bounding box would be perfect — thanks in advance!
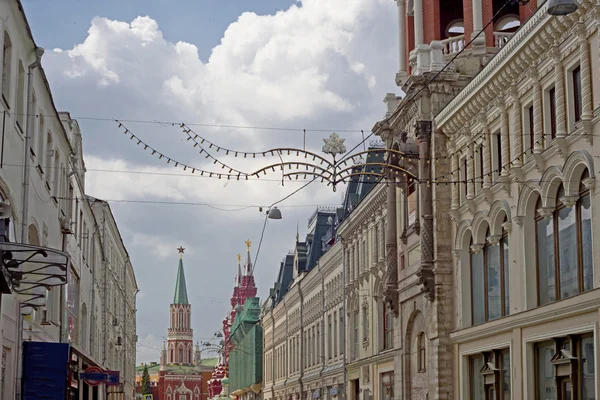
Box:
[173,257,189,305]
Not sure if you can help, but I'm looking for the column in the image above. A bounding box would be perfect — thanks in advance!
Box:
[551,46,567,138]
[577,23,593,121]
[466,140,475,200]
[384,171,398,314]
[499,98,510,177]
[530,67,544,153]
[471,0,486,51]
[416,120,434,298]
[479,114,492,188]
[414,0,424,46]
[510,85,523,167]
[451,146,459,209]
[396,0,408,84]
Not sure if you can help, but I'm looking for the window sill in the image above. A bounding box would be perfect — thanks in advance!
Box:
[1,95,10,111]
[15,120,24,135]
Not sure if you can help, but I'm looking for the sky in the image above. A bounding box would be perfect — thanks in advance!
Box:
[21,0,400,364]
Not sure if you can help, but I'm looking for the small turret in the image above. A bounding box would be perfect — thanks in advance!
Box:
[160,341,167,370]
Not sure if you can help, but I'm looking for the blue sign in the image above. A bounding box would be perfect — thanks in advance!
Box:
[105,370,120,386]
[80,372,108,381]
[22,342,70,400]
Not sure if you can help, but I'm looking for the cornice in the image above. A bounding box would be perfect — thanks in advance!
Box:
[436,2,594,128]
[338,185,386,237]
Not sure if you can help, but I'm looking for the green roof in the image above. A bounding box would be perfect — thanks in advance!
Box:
[173,257,189,304]
[136,357,219,373]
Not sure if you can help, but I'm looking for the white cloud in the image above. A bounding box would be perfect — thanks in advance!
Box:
[39,0,399,365]
[49,0,396,125]
[136,334,163,364]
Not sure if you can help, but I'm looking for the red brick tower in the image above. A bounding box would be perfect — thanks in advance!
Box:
[167,247,194,365]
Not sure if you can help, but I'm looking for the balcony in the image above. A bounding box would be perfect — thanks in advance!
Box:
[441,32,514,58]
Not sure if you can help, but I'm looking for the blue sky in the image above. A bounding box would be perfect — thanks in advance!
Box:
[23,0,296,60]
[20,0,399,363]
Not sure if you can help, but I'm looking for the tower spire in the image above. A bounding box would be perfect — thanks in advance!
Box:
[236,253,242,285]
[174,246,189,304]
[244,240,252,275]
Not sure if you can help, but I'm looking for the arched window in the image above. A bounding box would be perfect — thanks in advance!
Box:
[471,222,510,325]
[179,348,183,363]
[536,173,593,305]
[494,15,520,32]
[417,332,426,372]
[446,19,465,37]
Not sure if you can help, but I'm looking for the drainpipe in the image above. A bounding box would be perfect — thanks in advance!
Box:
[102,206,108,367]
[15,47,45,400]
[20,47,44,243]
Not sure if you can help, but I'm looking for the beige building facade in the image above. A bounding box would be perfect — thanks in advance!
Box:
[435,0,600,398]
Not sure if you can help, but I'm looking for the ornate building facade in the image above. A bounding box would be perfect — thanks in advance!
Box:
[434,1,600,398]
[373,0,600,398]
[156,249,209,400]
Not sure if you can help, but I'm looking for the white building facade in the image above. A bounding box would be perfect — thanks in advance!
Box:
[0,1,138,399]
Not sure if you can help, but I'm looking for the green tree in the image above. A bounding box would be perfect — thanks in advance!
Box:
[141,365,152,395]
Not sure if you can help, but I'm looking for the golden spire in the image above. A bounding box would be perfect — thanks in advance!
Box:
[237,253,241,264]
[245,240,252,251]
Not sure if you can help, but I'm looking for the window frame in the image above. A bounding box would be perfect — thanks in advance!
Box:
[383,303,394,350]
[470,221,510,325]
[535,172,593,306]
[572,65,582,123]
[417,332,426,372]
[548,87,557,140]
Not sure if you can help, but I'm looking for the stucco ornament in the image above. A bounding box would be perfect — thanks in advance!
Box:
[322,133,346,157]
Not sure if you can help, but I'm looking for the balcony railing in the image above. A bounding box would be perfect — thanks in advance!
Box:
[441,32,515,56]
[441,35,465,55]
[493,31,513,48]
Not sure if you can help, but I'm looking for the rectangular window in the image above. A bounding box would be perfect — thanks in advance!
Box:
[383,304,393,350]
[328,315,332,359]
[495,133,502,176]
[380,371,394,400]
[549,87,557,140]
[477,145,484,192]
[16,62,25,131]
[2,32,12,106]
[333,311,338,358]
[66,268,80,345]
[338,308,343,355]
[527,105,535,152]
[572,66,582,123]
[353,311,359,360]
[459,157,467,201]
[470,349,511,399]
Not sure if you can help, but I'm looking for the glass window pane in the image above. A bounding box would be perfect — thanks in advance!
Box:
[502,349,511,400]
[537,217,556,305]
[470,355,484,400]
[471,251,485,324]
[486,244,502,320]
[502,235,510,315]
[536,342,557,399]
[581,336,595,400]
[558,205,578,298]
[580,194,593,292]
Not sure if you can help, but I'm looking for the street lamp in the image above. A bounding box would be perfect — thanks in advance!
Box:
[547,0,578,15]
[266,207,282,220]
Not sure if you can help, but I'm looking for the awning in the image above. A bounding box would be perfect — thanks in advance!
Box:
[0,242,70,315]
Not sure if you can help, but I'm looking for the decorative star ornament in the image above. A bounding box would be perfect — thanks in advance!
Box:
[177,246,185,254]
[322,132,346,157]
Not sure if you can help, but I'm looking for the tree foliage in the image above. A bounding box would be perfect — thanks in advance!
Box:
[141,365,152,395]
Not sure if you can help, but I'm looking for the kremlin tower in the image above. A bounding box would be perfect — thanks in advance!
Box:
[207,241,257,398]
[155,247,211,400]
